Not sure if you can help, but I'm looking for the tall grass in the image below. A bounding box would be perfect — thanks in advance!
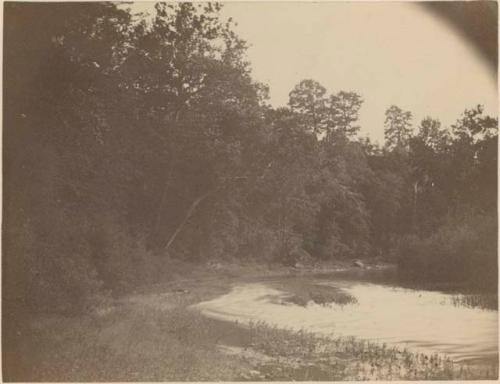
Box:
[245,321,497,380]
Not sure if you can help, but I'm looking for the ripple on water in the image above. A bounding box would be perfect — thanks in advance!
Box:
[193,281,498,365]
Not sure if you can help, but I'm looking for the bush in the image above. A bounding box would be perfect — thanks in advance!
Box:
[397,213,497,291]
[8,212,105,316]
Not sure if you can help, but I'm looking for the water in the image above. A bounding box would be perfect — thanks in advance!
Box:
[194,275,498,365]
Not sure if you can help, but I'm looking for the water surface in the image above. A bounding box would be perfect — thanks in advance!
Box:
[194,274,498,365]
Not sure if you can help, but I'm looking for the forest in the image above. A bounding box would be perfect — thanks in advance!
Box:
[4,1,497,322]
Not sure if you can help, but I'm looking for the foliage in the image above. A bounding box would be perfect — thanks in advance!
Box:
[397,213,497,292]
[288,79,327,134]
[3,2,497,321]
[326,91,363,138]
[384,105,413,149]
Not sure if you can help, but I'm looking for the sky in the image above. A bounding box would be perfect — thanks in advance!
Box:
[128,2,498,144]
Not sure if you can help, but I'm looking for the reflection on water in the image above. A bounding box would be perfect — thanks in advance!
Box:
[194,278,498,365]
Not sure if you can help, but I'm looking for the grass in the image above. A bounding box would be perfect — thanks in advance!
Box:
[18,310,495,381]
[4,262,498,381]
[8,285,249,381]
[244,321,498,381]
[450,293,498,311]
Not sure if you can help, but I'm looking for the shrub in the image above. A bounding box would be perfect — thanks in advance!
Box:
[12,212,105,315]
[397,213,497,291]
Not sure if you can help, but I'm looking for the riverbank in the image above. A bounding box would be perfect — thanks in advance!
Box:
[5,261,498,381]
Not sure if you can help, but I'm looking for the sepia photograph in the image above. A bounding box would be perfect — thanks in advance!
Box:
[2,0,498,381]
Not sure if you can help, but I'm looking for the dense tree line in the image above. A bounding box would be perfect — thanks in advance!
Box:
[4,2,497,317]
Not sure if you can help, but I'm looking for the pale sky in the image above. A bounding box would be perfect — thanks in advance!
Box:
[129,2,498,143]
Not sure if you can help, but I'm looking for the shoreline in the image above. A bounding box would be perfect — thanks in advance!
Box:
[7,261,497,381]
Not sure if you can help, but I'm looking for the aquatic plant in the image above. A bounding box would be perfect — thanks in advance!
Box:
[244,320,497,380]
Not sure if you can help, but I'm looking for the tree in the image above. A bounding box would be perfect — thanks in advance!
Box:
[257,107,321,262]
[326,91,363,139]
[417,117,448,149]
[384,105,413,149]
[288,79,327,134]
[447,106,498,212]
[408,119,448,234]
[452,104,497,140]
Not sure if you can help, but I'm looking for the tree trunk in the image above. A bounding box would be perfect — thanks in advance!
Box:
[412,180,419,232]
[162,191,212,253]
